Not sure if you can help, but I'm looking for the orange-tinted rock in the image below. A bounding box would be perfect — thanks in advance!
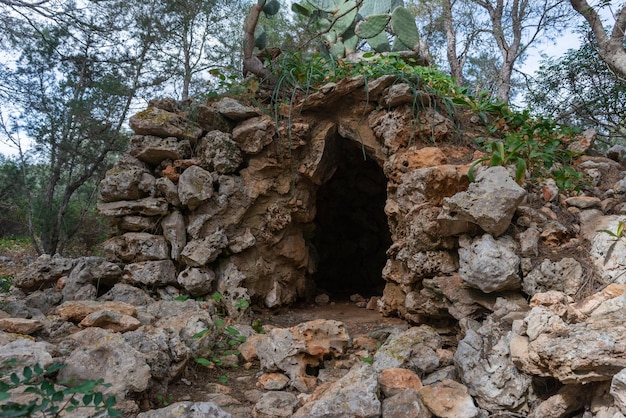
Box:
[379,368,423,397]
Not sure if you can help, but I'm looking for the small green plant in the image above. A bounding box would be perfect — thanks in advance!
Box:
[361,356,373,364]
[467,109,583,188]
[192,318,247,370]
[0,360,121,417]
[0,275,12,293]
[155,393,174,407]
[597,220,626,266]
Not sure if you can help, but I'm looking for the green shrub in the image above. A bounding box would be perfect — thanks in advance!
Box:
[0,360,121,417]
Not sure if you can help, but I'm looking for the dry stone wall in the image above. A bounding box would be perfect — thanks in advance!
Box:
[95,75,603,326]
[97,77,476,317]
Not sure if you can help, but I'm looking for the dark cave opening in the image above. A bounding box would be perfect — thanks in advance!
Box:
[311,137,392,299]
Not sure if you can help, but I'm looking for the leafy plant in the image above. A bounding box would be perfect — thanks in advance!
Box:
[466,105,583,188]
[0,275,12,293]
[597,220,626,266]
[192,317,247,370]
[0,360,120,417]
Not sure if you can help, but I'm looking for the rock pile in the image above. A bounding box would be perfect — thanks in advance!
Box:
[4,75,626,416]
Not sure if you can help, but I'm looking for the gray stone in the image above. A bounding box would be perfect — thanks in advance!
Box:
[136,401,231,418]
[129,106,202,141]
[177,165,214,210]
[519,226,540,257]
[213,97,260,121]
[62,258,121,302]
[0,339,53,378]
[123,260,177,286]
[252,391,298,418]
[196,130,243,174]
[99,283,154,306]
[177,267,215,297]
[104,233,170,262]
[523,258,584,297]
[455,315,532,411]
[232,115,276,154]
[129,135,189,165]
[13,254,75,291]
[99,162,155,202]
[162,211,187,260]
[97,197,169,217]
[293,362,381,418]
[382,388,432,418]
[59,327,151,399]
[227,228,256,253]
[611,368,626,415]
[155,176,181,206]
[373,326,441,374]
[588,216,626,284]
[118,215,159,232]
[441,166,526,236]
[180,230,228,267]
[458,234,521,293]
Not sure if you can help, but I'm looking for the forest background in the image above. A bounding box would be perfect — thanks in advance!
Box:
[0,0,624,257]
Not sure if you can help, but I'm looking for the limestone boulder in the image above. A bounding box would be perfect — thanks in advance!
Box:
[137,402,231,418]
[155,176,181,206]
[378,367,423,397]
[232,115,276,154]
[511,288,626,383]
[588,215,626,284]
[455,315,532,412]
[59,327,151,399]
[0,338,53,378]
[99,162,155,203]
[373,326,441,374]
[0,318,43,334]
[213,97,260,121]
[177,165,214,210]
[252,391,299,418]
[54,300,137,322]
[124,326,190,385]
[61,257,122,302]
[97,197,169,217]
[118,215,159,232]
[123,260,177,287]
[523,258,584,297]
[418,379,479,418]
[161,211,187,260]
[195,130,242,174]
[99,283,154,306]
[255,319,351,392]
[292,362,381,418]
[129,135,189,166]
[458,234,521,293]
[103,233,170,263]
[298,121,338,185]
[180,230,228,267]
[129,106,202,141]
[177,267,216,297]
[13,254,75,291]
[382,388,432,418]
[441,166,526,237]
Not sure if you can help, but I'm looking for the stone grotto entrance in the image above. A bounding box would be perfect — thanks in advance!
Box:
[311,137,392,299]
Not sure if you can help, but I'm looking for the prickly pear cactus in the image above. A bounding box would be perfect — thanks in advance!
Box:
[254,0,281,52]
[292,0,421,57]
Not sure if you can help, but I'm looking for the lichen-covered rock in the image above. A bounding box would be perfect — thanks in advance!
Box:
[99,160,155,202]
[455,314,532,412]
[458,234,521,293]
[195,130,243,174]
[155,176,181,206]
[129,106,202,141]
[0,339,53,377]
[103,233,170,263]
